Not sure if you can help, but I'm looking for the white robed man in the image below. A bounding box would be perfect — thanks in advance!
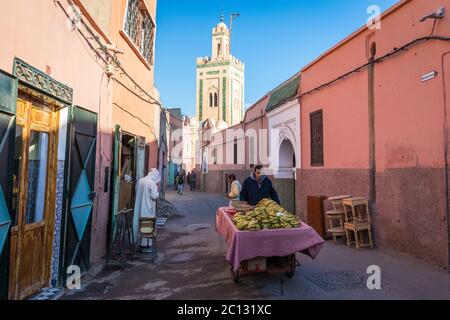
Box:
[133,168,161,245]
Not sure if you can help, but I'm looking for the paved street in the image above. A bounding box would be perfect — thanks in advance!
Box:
[63,190,450,300]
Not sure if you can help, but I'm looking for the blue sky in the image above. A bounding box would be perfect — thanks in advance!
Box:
[154,0,399,117]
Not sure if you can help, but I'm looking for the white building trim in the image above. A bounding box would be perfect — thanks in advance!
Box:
[267,99,301,179]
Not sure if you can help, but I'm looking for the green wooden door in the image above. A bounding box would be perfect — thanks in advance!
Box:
[0,70,18,300]
[62,106,97,282]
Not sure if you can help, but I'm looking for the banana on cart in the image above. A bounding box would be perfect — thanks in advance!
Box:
[233,198,301,231]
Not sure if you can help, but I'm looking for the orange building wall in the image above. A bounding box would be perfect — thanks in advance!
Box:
[100,0,160,170]
[298,0,450,267]
[0,0,114,266]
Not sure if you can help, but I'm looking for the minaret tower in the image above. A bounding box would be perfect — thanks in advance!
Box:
[196,14,245,128]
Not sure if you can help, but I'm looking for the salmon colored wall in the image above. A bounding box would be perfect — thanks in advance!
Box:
[298,0,450,267]
[0,0,114,265]
[300,0,450,171]
[373,0,450,171]
[301,70,370,170]
[300,20,372,170]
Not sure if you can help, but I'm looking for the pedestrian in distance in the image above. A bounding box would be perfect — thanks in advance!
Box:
[190,170,197,191]
[177,170,185,195]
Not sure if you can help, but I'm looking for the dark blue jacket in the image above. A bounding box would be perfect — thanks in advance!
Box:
[239,174,280,206]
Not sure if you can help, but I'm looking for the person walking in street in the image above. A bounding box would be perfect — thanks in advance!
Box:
[225,174,242,206]
[133,169,161,245]
[174,170,179,190]
[187,171,191,189]
[240,165,280,206]
[190,170,197,191]
[177,169,185,195]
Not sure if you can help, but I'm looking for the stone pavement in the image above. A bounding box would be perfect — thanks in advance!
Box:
[62,189,450,300]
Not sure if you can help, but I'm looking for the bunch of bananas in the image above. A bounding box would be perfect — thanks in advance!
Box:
[233,198,301,231]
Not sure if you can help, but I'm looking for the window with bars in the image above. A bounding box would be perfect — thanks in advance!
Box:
[310,110,324,167]
[124,0,155,66]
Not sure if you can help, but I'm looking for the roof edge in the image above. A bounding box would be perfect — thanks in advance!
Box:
[301,0,410,72]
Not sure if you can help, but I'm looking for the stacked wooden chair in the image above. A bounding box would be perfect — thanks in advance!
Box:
[342,197,374,249]
[325,195,351,243]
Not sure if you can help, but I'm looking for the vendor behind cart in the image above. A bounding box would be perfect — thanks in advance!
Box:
[240,165,280,206]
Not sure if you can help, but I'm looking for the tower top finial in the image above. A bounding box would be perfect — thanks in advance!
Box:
[220,11,224,22]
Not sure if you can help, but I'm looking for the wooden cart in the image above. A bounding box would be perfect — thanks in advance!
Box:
[230,254,300,283]
[216,207,324,284]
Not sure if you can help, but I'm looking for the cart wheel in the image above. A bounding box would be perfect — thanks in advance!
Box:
[231,268,240,283]
[285,254,296,279]
[285,268,296,279]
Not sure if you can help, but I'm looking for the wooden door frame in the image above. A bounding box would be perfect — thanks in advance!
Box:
[9,95,59,299]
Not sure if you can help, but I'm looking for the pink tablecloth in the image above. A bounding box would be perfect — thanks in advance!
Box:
[216,207,325,271]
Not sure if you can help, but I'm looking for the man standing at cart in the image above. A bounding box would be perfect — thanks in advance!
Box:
[240,165,280,206]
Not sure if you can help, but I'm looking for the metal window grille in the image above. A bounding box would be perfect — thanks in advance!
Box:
[310,110,324,166]
[124,0,155,66]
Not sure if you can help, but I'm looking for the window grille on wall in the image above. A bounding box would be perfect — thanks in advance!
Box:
[124,0,155,66]
[310,110,324,167]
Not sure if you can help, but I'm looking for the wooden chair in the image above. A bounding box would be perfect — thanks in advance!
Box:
[325,195,351,243]
[342,197,374,249]
[136,217,157,260]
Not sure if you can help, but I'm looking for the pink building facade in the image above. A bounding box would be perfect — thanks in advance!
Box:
[199,0,450,268]
[299,0,450,268]
[0,0,160,299]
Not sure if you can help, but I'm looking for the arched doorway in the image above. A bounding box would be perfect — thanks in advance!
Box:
[275,139,296,214]
[279,139,296,176]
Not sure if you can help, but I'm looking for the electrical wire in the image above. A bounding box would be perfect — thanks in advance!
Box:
[301,35,450,98]
[113,102,159,143]
[431,19,438,36]
[58,0,171,128]
[57,0,173,146]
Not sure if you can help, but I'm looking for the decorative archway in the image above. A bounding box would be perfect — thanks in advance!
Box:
[266,99,301,215]
[272,123,298,179]
[279,139,296,177]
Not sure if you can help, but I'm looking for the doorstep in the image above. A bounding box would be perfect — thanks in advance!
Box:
[28,287,64,300]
